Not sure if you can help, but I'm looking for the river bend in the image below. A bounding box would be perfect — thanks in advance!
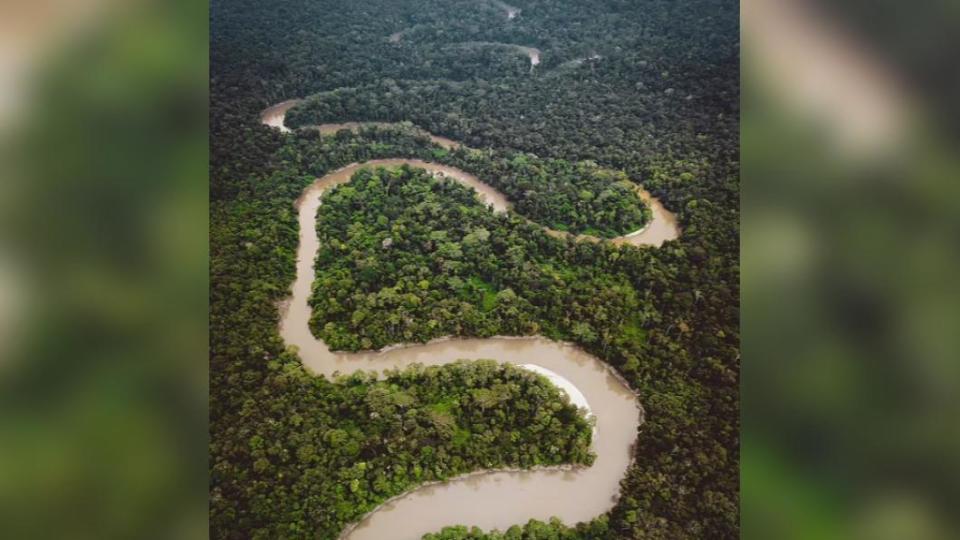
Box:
[260,104,679,247]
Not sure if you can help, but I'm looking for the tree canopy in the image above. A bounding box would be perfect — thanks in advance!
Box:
[211,0,739,538]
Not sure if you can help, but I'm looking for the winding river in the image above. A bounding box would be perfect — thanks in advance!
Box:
[454,42,540,68]
[491,0,521,19]
[263,103,678,539]
[260,100,464,150]
[260,104,678,247]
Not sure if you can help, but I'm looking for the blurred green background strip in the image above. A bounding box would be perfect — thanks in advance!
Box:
[0,0,207,538]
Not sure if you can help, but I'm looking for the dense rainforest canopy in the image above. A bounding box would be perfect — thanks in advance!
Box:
[211,0,739,538]
[310,165,646,351]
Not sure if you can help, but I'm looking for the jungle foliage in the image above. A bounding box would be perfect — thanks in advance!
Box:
[310,165,644,350]
[211,0,739,538]
[210,357,592,539]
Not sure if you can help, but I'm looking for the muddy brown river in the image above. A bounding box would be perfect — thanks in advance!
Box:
[259,104,678,246]
[263,104,678,539]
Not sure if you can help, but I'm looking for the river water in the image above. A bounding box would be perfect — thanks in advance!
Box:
[456,42,540,67]
[263,107,676,539]
[613,189,680,247]
[516,45,541,66]
[310,122,463,150]
[259,99,302,132]
[491,0,520,19]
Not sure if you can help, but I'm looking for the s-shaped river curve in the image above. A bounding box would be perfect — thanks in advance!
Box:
[265,105,672,540]
[261,102,679,247]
